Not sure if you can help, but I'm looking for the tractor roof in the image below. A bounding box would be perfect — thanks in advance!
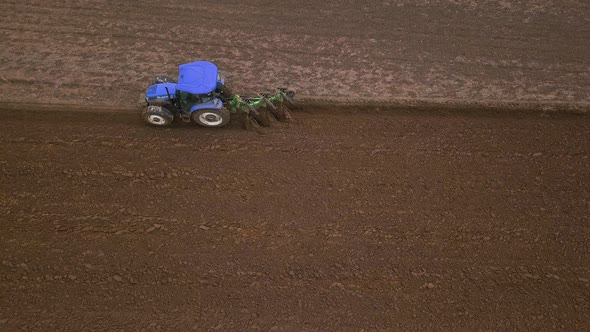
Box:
[176,61,218,94]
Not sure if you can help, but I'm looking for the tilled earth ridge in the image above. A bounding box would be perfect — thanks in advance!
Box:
[1,108,589,331]
[0,0,588,108]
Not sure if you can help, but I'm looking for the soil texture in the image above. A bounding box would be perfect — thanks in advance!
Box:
[1,108,589,331]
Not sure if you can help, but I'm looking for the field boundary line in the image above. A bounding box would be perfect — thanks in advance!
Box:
[0,97,588,116]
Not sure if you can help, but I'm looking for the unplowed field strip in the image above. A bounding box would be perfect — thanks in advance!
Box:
[1,0,588,108]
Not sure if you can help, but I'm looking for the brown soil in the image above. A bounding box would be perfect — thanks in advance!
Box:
[1,107,589,331]
[1,0,590,330]
[0,0,588,108]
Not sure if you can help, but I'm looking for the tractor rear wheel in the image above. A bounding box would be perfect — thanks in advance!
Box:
[142,105,174,126]
[192,108,230,128]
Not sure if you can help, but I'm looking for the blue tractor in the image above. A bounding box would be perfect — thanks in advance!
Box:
[143,61,231,127]
[143,61,295,128]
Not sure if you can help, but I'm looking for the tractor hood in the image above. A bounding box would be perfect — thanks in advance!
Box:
[176,61,219,94]
[146,82,176,102]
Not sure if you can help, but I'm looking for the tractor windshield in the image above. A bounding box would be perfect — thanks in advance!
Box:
[176,90,215,110]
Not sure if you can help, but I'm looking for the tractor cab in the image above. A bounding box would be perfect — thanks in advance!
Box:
[176,90,215,112]
[175,61,224,112]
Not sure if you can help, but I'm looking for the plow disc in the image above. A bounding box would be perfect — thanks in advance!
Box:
[224,88,295,128]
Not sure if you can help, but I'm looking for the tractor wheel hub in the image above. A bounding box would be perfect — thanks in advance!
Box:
[199,112,223,126]
[147,115,166,125]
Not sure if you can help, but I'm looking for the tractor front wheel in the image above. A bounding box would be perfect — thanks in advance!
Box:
[192,109,230,128]
[142,105,174,126]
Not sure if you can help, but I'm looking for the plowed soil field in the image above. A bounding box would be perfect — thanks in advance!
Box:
[1,0,590,331]
[1,108,589,331]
